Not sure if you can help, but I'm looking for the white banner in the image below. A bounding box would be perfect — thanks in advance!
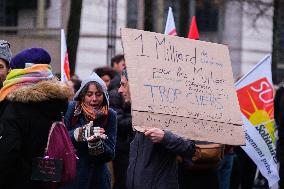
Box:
[235,55,279,186]
[164,7,177,36]
[61,29,70,82]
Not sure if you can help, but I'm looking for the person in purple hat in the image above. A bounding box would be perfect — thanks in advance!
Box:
[9,47,51,69]
[0,48,73,189]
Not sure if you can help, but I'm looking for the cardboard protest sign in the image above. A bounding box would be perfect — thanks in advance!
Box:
[121,28,244,145]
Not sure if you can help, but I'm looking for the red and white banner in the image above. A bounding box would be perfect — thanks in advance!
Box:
[61,29,71,82]
[235,55,279,186]
[164,7,177,36]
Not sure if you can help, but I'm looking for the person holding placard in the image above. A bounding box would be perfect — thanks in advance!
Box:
[118,68,196,189]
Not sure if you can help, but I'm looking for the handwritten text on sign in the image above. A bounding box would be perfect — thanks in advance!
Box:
[121,28,244,145]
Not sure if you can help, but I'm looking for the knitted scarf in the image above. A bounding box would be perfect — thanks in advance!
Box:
[73,102,108,124]
[0,64,53,101]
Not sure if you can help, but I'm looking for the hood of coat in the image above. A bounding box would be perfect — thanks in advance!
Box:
[74,72,109,107]
[6,79,73,103]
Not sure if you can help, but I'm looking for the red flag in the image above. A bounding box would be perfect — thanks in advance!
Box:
[64,52,71,80]
[188,16,199,40]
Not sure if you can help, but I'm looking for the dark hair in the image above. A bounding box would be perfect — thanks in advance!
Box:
[94,66,115,79]
[72,79,82,93]
[111,54,125,67]
[275,87,284,127]
[77,81,107,105]
[70,74,81,92]
[0,58,9,69]
[54,73,61,80]
[121,68,128,80]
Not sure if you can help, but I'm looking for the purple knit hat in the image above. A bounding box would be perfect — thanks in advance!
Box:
[10,48,51,69]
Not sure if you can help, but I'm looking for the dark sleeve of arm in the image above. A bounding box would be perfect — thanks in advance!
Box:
[160,131,195,159]
[116,110,132,134]
[0,121,22,185]
[110,94,132,134]
[64,101,77,143]
[91,110,117,163]
[109,89,123,110]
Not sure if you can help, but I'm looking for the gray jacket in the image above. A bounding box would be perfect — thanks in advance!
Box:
[126,131,195,189]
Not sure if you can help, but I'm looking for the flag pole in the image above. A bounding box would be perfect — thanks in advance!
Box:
[60,29,64,82]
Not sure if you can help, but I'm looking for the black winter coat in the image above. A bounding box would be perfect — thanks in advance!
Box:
[0,80,71,189]
[109,74,134,153]
[274,86,284,188]
[127,131,195,189]
[109,74,133,189]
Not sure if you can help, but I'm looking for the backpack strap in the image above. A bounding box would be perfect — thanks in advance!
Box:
[45,122,62,155]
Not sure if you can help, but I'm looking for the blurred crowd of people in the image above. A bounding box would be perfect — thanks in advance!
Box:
[0,40,282,189]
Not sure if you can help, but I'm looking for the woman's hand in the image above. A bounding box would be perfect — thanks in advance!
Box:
[87,127,107,142]
[74,121,107,142]
[144,128,165,143]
